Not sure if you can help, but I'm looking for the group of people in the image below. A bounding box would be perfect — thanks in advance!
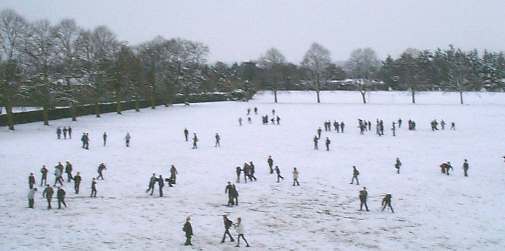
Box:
[313,129,331,151]
[145,165,178,197]
[56,126,73,140]
[323,120,346,133]
[439,159,469,176]
[27,162,106,209]
[350,167,395,213]
[235,161,257,183]
[431,119,456,131]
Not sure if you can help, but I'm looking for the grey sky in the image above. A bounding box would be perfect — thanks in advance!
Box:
[2,0,505,63]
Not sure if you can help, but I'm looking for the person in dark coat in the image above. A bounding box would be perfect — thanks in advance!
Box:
[317,127,322,138]
[97,163,106,180]
[395,158,402,174]
[249,161,257,181]
[450,122,456,130]
[463,159,469,177]
[267,156,274,174]
[158,175,165,197]
[381,194,394,213]
[65,161,73,182]
[125,132,131,147]
[146,173,157,195]
[313,135,319,150]
[183,217,193,246]
[170,165,177,185]
[276,116,280,125]
[445,161,454,175]
[350,166,360,185]
[57,187,67,209]
[236,166,241,183]
[90,178,97,198]
[274,165,284,182]
[40,165,48,186]
[56,127,62,139]
[28,173,36,189]
[225,182,235,206]
[184,128,189,142]
[103,132,107,146]
[63,127,68,139]
[221,215,235,243]
[325,137,331,151]
[42,185,54,209]
[359,187,369,211]
[215,133,221,147]
[28,188,37,208]
[192,133,198,149]
[340,122,345,133]
[242,163,249,183]
[232,184,239,206]
[73,172,81,194]
[68,127,72,139]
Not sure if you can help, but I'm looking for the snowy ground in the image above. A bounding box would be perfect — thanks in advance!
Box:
[1,91,505,251]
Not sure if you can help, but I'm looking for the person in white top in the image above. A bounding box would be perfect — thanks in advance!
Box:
[292,167,300,186]
[27,188,37,208]
[235,217,250,247]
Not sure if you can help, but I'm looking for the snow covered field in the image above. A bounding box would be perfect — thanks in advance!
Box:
[1,91,505,251]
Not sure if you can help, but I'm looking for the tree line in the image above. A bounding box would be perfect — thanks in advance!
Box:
[2,8,505,130]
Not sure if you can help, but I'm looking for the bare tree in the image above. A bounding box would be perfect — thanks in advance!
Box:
[258,47,286,103]
[301,42,331,103]
[0,9,27,130]
[345,48,380,104]
[53,18,82,120]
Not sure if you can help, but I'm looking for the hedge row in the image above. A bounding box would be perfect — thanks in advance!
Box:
[0,91,249,127]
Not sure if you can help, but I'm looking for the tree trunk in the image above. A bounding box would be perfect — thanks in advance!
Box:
[459,90,464,104]
[95,102,101,118]
[360,91,367,104]
[71,103,77,121]
[316,75,321,103]
[411,89,416,104]
[42,105,49,126]
[274,89,278,103]
[5,103,15,130]
[135,99,140,112]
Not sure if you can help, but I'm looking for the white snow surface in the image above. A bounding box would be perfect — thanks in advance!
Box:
[1,91,505,251]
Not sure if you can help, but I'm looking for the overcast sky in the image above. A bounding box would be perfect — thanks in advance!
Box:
[2,0,505,63]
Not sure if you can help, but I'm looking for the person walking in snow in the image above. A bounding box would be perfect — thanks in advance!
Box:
[215,133,221,147]
[392,122,396,137]
[238,117,243,126]
[274,165,284,182]
[317,127,322,139]
[445,161,454,175]
[183,217,193,246]
[56,127,62,139]
[334,121,340,132]
[463,159,469,177]
[170,165,178,185]
[125,132,131,147]
[398,118,402,128]
[340,122,345,133]
[57,187,67,209]
[225,182,235,206]
[65,161,73,182]
[97,163,106,180]
[28,173,36,189]
[234,217,250,247]
[267,156,274,174]
[232,184,239,206]
[221,215,235,243]
[359,187,369,211]
[276,116,280,125]
[313,135,319,150]
[146,173,157,195]
[63,127,68,139]
[440,120,446,130]
[40,165,48,186]
[236,166,242,183]
[450,122,456,130]
[184,128,189,142]
[249,161,257,181]
[68,126,72,139]
[381,194,394,213]
[54,165,64,186]
[242,163,249,183]
[292,167,300,186]
[350,166,360,185]
[192,133,198,149]
[103,132,107,146]
[325,137,331,151]
[90,178,97,198]
[158,175,165,197]
[395,158,402,174]
[254,107,258,114]
[28,188,37,209]
[73,172,81,194]
[42,185,54,209]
